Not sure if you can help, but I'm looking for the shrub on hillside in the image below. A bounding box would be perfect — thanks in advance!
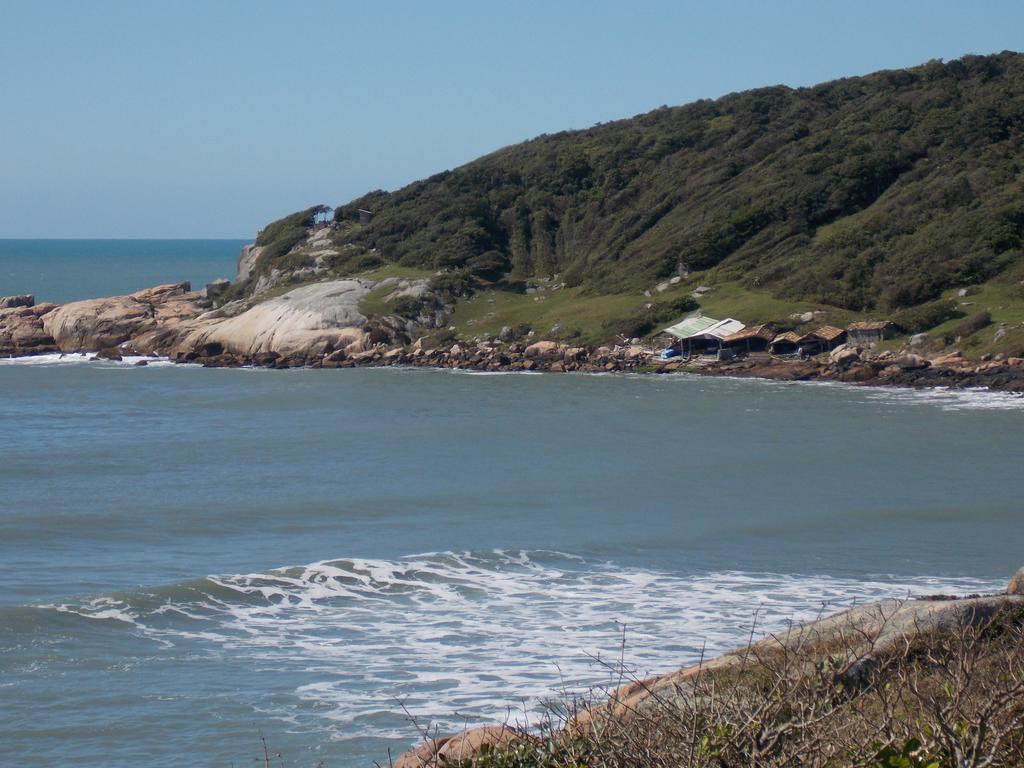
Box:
[603,294,700,339]
[442,607,1024,768]
[891,299,962,334]
[944,310,993,343]
[430,271,475,301]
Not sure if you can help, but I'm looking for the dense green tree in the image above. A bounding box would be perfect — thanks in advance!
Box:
[261,52,1024,313]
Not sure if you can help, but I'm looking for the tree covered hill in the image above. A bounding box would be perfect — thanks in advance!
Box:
[257,52,1024,319]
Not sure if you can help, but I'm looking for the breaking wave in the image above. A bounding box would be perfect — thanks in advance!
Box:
[0,352,176,367]
[42,550,1002,738]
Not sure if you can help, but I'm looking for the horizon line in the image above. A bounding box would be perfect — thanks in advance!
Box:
[0,236,251,241]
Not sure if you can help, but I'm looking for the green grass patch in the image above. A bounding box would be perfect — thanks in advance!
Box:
[690,279,857,327]
[450,287,655,345]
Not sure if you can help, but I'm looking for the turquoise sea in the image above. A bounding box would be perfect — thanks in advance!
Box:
[0,241,1021,767]
[0,239,247,304]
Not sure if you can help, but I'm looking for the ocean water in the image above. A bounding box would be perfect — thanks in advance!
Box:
[1,244,1022,767]
[0,239,246,304]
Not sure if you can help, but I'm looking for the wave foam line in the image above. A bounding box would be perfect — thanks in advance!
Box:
[47,550,1003,739]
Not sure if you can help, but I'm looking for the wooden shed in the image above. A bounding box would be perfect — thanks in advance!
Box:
[769,331,803,355]
[847,321,896,346]
[797,325,848,355]
[663,316,746,356]
[722,324,776,353]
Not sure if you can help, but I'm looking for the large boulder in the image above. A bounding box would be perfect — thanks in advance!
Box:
[42,283,200,352]
[205,278,230,299]
[894,353,930,371]
[524,340,561,358]
[173,279,372,360]
[0,294,34,309]
[1008,567,1024,595]
[0,303,59,355]
[396,726,536,768]
[829,344,861,367]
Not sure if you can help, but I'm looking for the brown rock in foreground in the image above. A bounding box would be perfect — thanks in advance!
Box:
[1008,567,1024,595]
[0,302,59,356]
[396,725,537,768]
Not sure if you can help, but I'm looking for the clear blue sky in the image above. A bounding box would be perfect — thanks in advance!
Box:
[2,1,1022,238]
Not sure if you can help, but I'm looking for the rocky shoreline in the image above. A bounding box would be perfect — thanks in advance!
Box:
[3,283,1024,393]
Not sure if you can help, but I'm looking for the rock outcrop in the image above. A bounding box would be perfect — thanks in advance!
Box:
[0,294,35,309]
[395,725,536,768]
[0,302,59,355]
[41,283,202,352]
[236,244,262,284]
[171,279,374,361]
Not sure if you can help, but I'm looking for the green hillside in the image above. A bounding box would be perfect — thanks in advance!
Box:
[251,52,1024,350]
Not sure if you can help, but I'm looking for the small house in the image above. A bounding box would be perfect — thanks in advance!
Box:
[796,325,848,355]
[769,331,803,355]
[812,325,847,349]
[663,316,745,356]
[722,324,776,353]
[685,318,746,354]
[358,208,374,225]
[847,321,896,347]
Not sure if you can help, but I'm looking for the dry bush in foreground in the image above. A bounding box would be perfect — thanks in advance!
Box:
[434,605,1024,768]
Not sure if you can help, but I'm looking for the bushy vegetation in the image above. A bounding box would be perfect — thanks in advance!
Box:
[441,605,1024,768]
[252,205,328,275]
[945,311,994,344]
[308,52,1024,315]
[892,300,963,334]
[603,294,699,339]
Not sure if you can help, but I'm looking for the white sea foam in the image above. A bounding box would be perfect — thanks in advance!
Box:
[0,352,176,367]
[51,551,1003,740]
[645,371,1024,411]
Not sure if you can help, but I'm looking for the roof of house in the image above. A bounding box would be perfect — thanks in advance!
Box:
[695,318,746,340]
[848,320,894,331]
[664,315,719,340]
[771,331,803,345]
[723,323,775,344]
[812,325,846,341]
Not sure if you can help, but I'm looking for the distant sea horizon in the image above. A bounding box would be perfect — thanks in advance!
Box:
[0,238,248,304]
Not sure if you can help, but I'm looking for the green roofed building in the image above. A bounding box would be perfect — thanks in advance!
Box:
[664,315,719,340]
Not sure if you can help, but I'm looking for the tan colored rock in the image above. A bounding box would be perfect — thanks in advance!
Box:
[894,353,929,370]
[0,303,59,355]
[931,352,966,367]
[42,283,200,352]
[173,280,371,359]
[524,340,560,358]
[436,726,534,764]
[1008,568,1024,595]
[829,344,861,367]
[393,737,451,768]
